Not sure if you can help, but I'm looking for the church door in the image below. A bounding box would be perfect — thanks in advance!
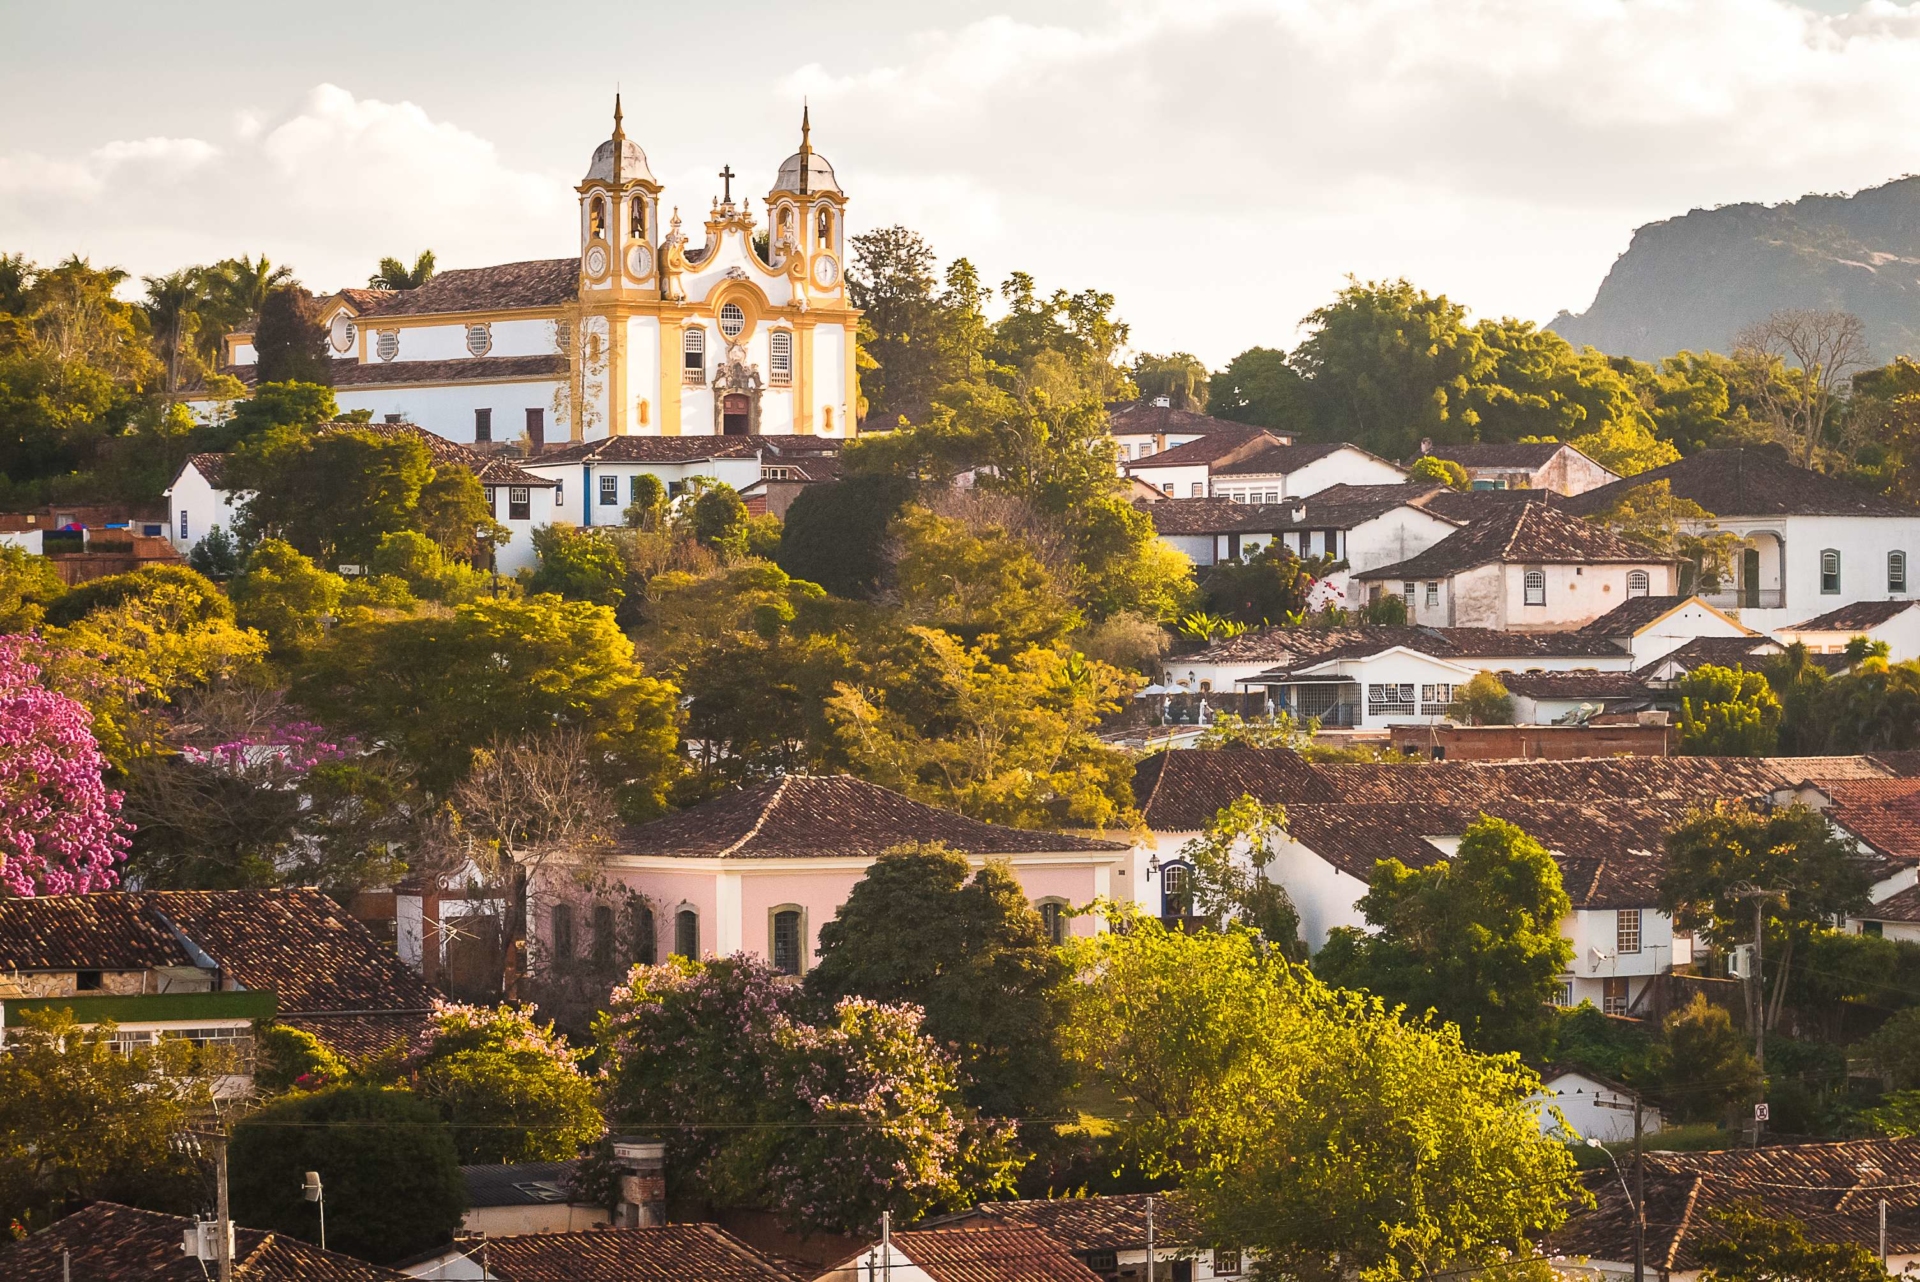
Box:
[722,394,751,435]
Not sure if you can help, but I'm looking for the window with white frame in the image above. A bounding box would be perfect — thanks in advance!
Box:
[599,475,619,506]
[1367,683,1416,717]
[1822,549,1841,593]
[683,327,706,380]
[1627,569,1650,597]
[1190,482,1204,497]
[1616,908,1642,954]
[376,330,399,361]
[1212,1250,1242,1277]
[771,907,805,975]
[1524,569,1547,606]
[1425,582,1439,607]
[1419,683,1454,715]
[1554,980,1573,1008]
[1603,977,1629,1016]
[718,302,746,339]
[769,330,793,384]
[508,487,530,521]
[1891,551,1908,594]
[674,908,698,959]
[1402,581,1416,601]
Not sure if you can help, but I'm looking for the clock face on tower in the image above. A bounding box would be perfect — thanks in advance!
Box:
[583,244,609,279]
[811,254,840,289]
[626,243,654,278]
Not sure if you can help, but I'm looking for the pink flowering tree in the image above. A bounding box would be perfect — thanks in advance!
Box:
[595,954,1020,1233]
[0,637,130,896]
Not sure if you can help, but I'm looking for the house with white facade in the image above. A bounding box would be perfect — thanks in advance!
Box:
[1533,1068,1665,1142]
[1418,440,1620,495]
[518,434,763,526]
[1562,446,1920,634]
[1109,397,1288,468]
[1123,427,1287,498]
[1140,484,1458,571]
[1578,594,1760,667]
[813,1226,1103,1282]
[1354,501,1677,631]
[163,452,241,553]
[1206,440,1408,502]
[949,1193,1244,1282]
[193,101,861,446]
[1776,598,1920,662]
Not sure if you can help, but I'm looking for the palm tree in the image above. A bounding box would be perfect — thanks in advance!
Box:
[199,254,295,365]
[369,250,436,291]
[142,268,206,398]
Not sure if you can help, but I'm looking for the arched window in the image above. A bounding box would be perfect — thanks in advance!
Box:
[1037,900,1069,946]
[674,908,699,959]
[771,907,805,975]
[1523,570,1546,606]
[817,207,832,247]
[591,904,615,967]
[683,327,705,374]
[1161,863,1193,920]
[1891,551,1908,594]
[629,195,646,238]
[1627,569,1650,598]
[1821,549,1842,594]
[550,903,575,961]
[630,900,656,966]
[719,302,746,339]
[769,330,793,385]
[589,197,606,237]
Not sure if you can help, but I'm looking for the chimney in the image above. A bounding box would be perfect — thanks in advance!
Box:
[610,1137,667,1227]
[384,413,402,424]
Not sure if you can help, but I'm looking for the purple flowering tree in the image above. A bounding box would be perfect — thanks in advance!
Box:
[0,637,130,896]
[595,954,1019,1233]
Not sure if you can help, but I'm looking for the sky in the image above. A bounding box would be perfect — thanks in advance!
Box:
[3,0,1919,366]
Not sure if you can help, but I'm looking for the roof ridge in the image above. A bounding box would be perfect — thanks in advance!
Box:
[716,775,795,858]
[1666,1172,1705,1270]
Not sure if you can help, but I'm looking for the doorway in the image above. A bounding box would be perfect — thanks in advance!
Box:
[722,394,751,435]
[1741,547,1760,608]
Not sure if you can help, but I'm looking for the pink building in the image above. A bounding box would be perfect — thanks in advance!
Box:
[529,775,1134,978]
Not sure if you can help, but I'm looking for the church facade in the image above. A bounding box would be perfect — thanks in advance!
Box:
[201,100,861,446]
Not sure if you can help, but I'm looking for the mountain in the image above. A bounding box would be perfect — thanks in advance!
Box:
[1550,174,1920,364]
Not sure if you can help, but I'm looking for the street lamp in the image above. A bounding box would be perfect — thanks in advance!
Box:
[301,1171,326,1251]
[1585,1135,1644,1282]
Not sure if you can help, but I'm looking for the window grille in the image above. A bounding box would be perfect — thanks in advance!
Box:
[1892,551,1908,594]
[1039,902,1068,946]
[683,328,706,381]
[1627,569,1650,597]
[1213,1250,1242,1277]
[466,323,491,357]
[484,487,496,516]
[1190,483,1203,497]
[550,904,575,960]
[508,487,530,521]
[674,909,699,959]
[1554,981,1573,1008]
[1419,683,1454,715]
[376,330,398,361]
[1524,569,1546,605]
[474,407,491,442]
[599,475,619,506]
[1425,582,1439,607]
[1617,908,1642,955]
[1822,549,1841,593]
[1603,977,1630,1016]
[1161,864,1193,918]
[769,330,793,384]
[772,909,803,975]
[1368,683,1416,718]
[630,901,656,965]
[719,302,746,339]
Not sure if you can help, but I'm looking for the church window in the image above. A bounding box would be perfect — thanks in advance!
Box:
[630,901,656,966]
[1524,569,1547,606]
[1627,569,1650,597]
[629,195,646,237]
[772,908,805,975]
[591,904,616,967]
[376,330,398,362]
[719,302,746,339]
[550,903,575,961]
[769,330,793,384]
[508,487,530,521]
[683,328,706,381]
[589,196,606,237]
[816,207,833,247]
[466,323,492,357]
[474,408,492,443]
[673,908,698,959]
[599,475,619,506]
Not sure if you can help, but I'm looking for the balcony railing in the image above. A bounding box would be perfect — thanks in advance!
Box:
[682,367,706,386]
[1695,587,1785,610]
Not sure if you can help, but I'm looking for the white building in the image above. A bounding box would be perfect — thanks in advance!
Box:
[1141,484,1459,571]
[1123,428,1289,498]
[1776,598,1920,663]
[954,1193,1245,1282]
[1354,501,1678,632]
[1207,441,1408,502]
[163,453,240,553]
[1579,594,1760,668]
[1109,397,1287,467]
[1563,447,1920,634]
[518,435,764,526]
[193,100,860,446]
[1418,440,1620,495]
[1532,1068,1665,1142]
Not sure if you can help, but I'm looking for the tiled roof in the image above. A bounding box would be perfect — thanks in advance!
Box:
[1561,447,1920,519]
[0,894,192,970]
[1827,778,1920,864]
[186,451,228,487]
[1210,441,1362,477]
[331,287,397,312]
[1549,1137,1920,1271]
[1316,754,1887,808]
[1295,482,1450,528]
[316,418,482,466]
[0,1202,406,1281]
[462,1160,582,1208]
[334,354,568,387]
[1580,595,1693,635]
[757,434,849,457]
[1871,750,1920,778]
[1863,882,1920,923]
[1123,428,1285,470]
[1132,747,1339,830]
[886,1226,1104,1282]
[1639,635,1784,673]
[1355,502,1668,580]
[358,258,578,317]
[1494,670,1655,700]
[613,775,1130,858]
[1187,624,1627,674]
[1788,599,1920,632]
[1422,442,1570,470]
[1412,486,1554,523]
[964,1194,1203,1252]
[475,1224,796,1282]
[1108,400,1283,440]
[473,456,559,487]
[533,436,763,465]
[1140,497,1291,536]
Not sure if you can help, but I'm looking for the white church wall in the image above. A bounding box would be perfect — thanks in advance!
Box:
[333,382,565,446]
[813,323,847,434]
[623,314,662,431]
[1343,509,1458,575]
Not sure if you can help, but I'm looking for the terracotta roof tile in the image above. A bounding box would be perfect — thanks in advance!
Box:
[1107,401,1284,440]
[1562,447,1919,519]
[1181,624,1627,672]
[1494,670,1655,700]
[471,1223,796,1282]
[1423,442,1584,470]
[614,775,1130,859]
[1788,600,1920,632]
[1123,429,1287,470]
[1132,747,1339,830]
[1828,779,1920,863]
[1871,751,1920,778]
[1211,441,1382,478]
[186,451,228,487]
[533,437,763,465]
[1639,636,1784,673]
[358,258,578,317]
[0,1202,406,1281]
[883,1226,1105,1282]
[1355,502,1668,580]
[965,1194,1204,1252]
[223,354,568,391]
[1580,595,1694,635]
[0,894,192,970]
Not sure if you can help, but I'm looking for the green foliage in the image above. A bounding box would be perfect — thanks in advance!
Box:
[1769,654,1920,754]
[186,524,243,579]
[404,1004,604,1165]
[291,594,681,815]
[1655,994,1760,1124]
[1132,351,1210,411]
[44,561,229,629]
[414,464,506,561]
[230,1084,467,1265]
[1178,796,1305,956]
[1406,454,1469,489]
[1359,590,1409,626]
[1676,664,1781,755]
[370,250,436,291]
[251,286,332,386]
[209,381,338,452]
[0,1009,219,1234]
[1207,346,1312,434]
[1857,1090,1920,1138]
[253,1022,351,1095]
[228,538,347,652]
[230,425,433,566]
[1315,816,1574,1056]
[623,472,668,529]
[892,502,1080,653]
[0,545,65,631]
[1694,1201,1888,1282]
[681,480,751,559]
[777,473,917,599]
[807,844,1074,1120]
[1860,1007,1920,1091]
[1546,1002,1657,1086]
[526,524,627,608]
[1447,671,1515,725]
[1062,917,1580,1282]
[367,529,490,603]
[1197,544,1320,626]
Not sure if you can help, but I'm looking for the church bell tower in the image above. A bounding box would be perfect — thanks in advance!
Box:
[578,95,663,300]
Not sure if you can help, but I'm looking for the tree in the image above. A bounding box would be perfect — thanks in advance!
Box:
[186,525,243,580]
[367,529,491,604]
[1132,352,1209,411]
[1197,543,1320,626]
[680,480,750,559]
[806,845,1073,1120]
[1653,994,1759,1124]
[208,380,337,452]
[595,954,1019,1232]
[292,595,680,815]
[1061,917,1580,1282]
[401,1003,604,1165]
[526,525,627,608]
[891,501,1081,654]
[230,425,435,566]
[253,1022,351,1095]
[202,253,295,339]
[1177,796,1305,956]
[1588,480,1739,593]
[230,1084,467,1264]
[228,538,347,652]
[414,464,505,561]
[370,250,436,291]
[1694,1202,1888,1282]
[1315,816,1574,1056]
[848,226,946,427]
[1207,347,1312,434]
[0,1008,218,1233]
[1406,454,1469,489]
[1447,672,1515,725]
[0,637,131,895]
[0,544,64,631]
[1860,1006,1920,1091]
[1675,664,1781,756]
[1660,804,1871,1033]
[1773,659,1920,754]
[623,472,668,530]
[141,267,206,400]
[1735,308,1870,468]
[252,285,332,386]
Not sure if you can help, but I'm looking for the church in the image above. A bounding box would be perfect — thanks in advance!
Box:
[199,100,861,446]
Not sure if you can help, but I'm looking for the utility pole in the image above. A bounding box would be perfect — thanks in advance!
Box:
[1633,1095,1646,1282]
[1881,1199,1889,1267]
[880,1209,891,1282]
[1146,1195,1156,1282]
[212,1131,233,1282]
